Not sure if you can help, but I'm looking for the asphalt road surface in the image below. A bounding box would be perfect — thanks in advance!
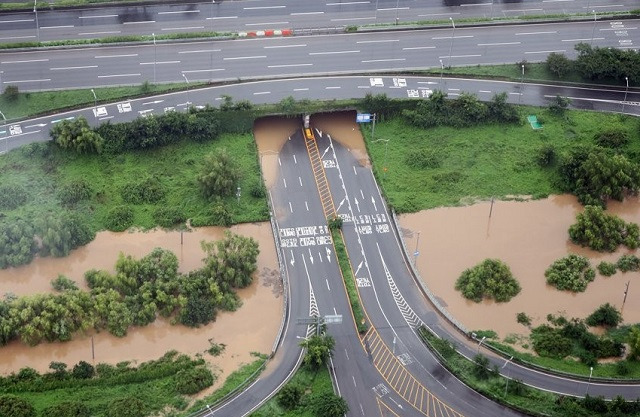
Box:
[0,19,638,91]
[0,0,636,43]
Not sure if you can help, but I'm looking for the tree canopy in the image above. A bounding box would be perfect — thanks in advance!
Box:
[455,259,521,303]
[568,205,639,252]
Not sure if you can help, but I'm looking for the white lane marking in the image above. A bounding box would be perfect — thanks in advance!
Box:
[289,201,293,213]
[139,61,181,65]
[326,279,331,291]
[179,49,221,54]
[0,18,34,23]
[305,201,309,211]
[0,35,36,40]
[161,26,205,31]
[223,55,267,60]
[432,35,474,39]
[95,54,138,58]
[360,189,364,199]
[377,7,410,11]
[479,90,492,93]
[264,44,307,49]
[299,177,303,186]
[253,91,270,95]
[97,73,141,78]
[478,42,521,46]
[402,46,435,50]
[79,30,121,35]
[245,21,289,26]
[448,88,460,91]
[326,1,369,4]
[418,12,460,16]
[592,4,623,7]
[362,58,405,63]
[357,86,371,89]
[293,155,297,164]
[278,157,281,166]
[326,86,341,89]
[283,178,287,188]
[516,31,558,35]
[294,88,309,91]
[79,14,118,19]
[562,38,604,42]
[461,2,491,5]
[2,78,50,83]
[99,116,114,121]
[331,16,374,21]
[244,5,286,9]
[309,50,360,55]
[123,20,155,24]
[291,11,324,15]
[158,10,200,14]
[2,58,48,64]
[524,49,566,54]
[353,166,357,176]
[206,16,238,20]
[357,39,400,44]
[181,69,224,73]
[352,375,357,387]
[268,63,313,68]
[50,65,98,70]
[542,0,573,2]
[437,54,481,58]
[41,25,74,29]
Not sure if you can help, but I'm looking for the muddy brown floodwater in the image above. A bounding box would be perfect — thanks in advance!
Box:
[0,223,283,392]
[400,195,640,342]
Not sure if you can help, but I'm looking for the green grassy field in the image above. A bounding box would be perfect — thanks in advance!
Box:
[364,108,640,212]
[0,131,268,232]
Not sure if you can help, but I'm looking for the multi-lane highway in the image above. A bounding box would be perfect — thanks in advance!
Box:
[0,19,638,92]
[0,0,635,43]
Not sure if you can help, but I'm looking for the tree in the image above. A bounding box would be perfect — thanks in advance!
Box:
[545,254,595,292]
[310,392,348,417]
[175,366,215,395]
[201,232,259,290]
[72,361,95,379]
[487,92,519,123]
[546,52,573,78]
[548,95,571,115]
[569,205,639,252]
[360,93,392,118]
[107,397,145,417]
[50,117,104,154]
[277,384,304,410]
[472,354,492,380]
[628,326,640,360]
[278,96,298,114]
[586,303,622,328]
[42,402,89,417]
[0,395,35,417]
[455,259,521,303]
[3,85,19,101]
[197,148,241,198]
[0,219,37,269]
[37,213,95,258]
[300,334,335,370]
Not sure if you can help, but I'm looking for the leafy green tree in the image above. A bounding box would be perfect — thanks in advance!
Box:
[50,117,104,154]
[569,205,639,252]
[49,361,68,378]
[0,219,37,269]
[487,92,519,123]
[120,176,165,204]
[187,113,220,142]
[0,394,35,417]
[57,179,92,206]
[2,85,19,102]
[530,324,573,358]
[104,205,134,232]
[595,128,629,149]
[197,148,241,198]
[37,213,95,258]
[278,96,298,114]
[472,354,492,380]
[546,52,573,78]
[201,232,259,290]
[42,402,89,417]
[597,261,617,277]
[628,326,640,360]
[72,361,95,379]
[174,366,215,395]
[277,384,304,410]
[535,144,556,167]
[548,95,571,115]
[617,254,640,272]
[455,259,521,303]
[586,303,622,327]
[360,93,393,118]
[300,334,335,370]
[450,92,488,127]
[544,254,595,292]
[107,396,145,417]
[51,275,78,292]
[310,392,348,417]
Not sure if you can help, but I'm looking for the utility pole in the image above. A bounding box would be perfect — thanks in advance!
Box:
[91,88,97,118]
[622,76,629,114]
[519,64,524,105]
[371,112,377,140]
[586,366,593,395]
[34,0,40,43]
[623,281,630,309]
[152,33,157,83]
[590,10,597,45]
[503,356,513,396]
[413,231,420,266]
[447,17,456,68]
[439,59,444,85]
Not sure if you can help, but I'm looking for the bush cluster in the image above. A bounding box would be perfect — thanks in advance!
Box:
[617,254,640,272]
[569,205,640,252]
[0,185,28,210]
[545,254,595,292]
[153,207,185,228]
[104,205,134,232]
[585,303,622,328]
[455,259,521,303]
[120,176,166,204]
[174,367,215,395]
[405,148,442,169]
[57,179,92,206]
[597,261,617,277]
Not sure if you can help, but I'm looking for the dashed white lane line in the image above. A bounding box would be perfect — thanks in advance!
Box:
[50,65,98,70]
[291,11,324,15]
[402,46,435,50]
[253,91,270,96]
[283,178,287,188]
[478,42,521,46]
[289,201,293,213]
[305,201,309,211]
[161,26,204,31]
[309,50,360,55]
[524,49,566,54]
[79,31,120,35]
[97,73,141,78]
[331,17,374,21]
[245,21,289,26]
[264,44,307,49]
[207,16,238,20]
[179,49,221,54]
[438,54,481,58]
[432,35,474,39]
[223,55,267,60]
[357,39,400,44]
[0,35,36,40]
[362,58,406,63]
[158,10,200,14]
[294,88,309,91]
[0,18,34,23]
[2,58,49,64]
[2,78,50,83]
[139,61,181,65]
[516,31,558,35]
[325,86,341,89]
[244,5,286,9]
[122,20,156,24]
[479,90,492,93]
[269,63,313,68]
[562,38,604,42]
[377,7,410,11]
[95,54,137,58]
[79,14,117,19]
[41,25,74,29]
[326,1,369,5]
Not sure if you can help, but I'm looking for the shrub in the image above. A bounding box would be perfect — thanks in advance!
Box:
[120,176,165,204]
[197,148,240,198]
[42,401,89,417]
[249,179,266,199]
[50,117,104,154]
[3,85,19,101]
[586,303,622,327]
[595,128,629,148]
[210,201,232,226]
[535,144,556,167]
[0,219,37,269]
[277,384,304,410]
[516,312,531,326]
[57,180,92,206]
[51,275,78,292]
[616,360,630,376]
[597,261,617,277]
[545,254,595,292]
[546,52,572,78]
[71,361,95,379]
[405,148,442,169]
[455,259,521,302]
[153,207,185,228]
[0,394,35,417]
[548,95,571,115]
[107,397,145,417]
[174,367,215,395]
[328,216,343,231]
[104,205,134,232]
[530,324,573,358]
[617,254,640,272]
[0,185,28,210]
[569,205,639,252]
[472,354,492,380]
[310,392,349,417]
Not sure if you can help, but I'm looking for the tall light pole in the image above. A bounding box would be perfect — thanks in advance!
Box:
[439,59,444,84]
[0,109,7,154]
[374,0,379,23]
[477,336,486,353]
[90,89,97,118]
[395,0,399,24]
[34,0,40,43]
[586,366,593,395]
[413,231,421,266]
[622,76,629,114]
[519,64,524,105]
[503,356,513,396]
[590,10,596,45]
[181,73,191,106]
[152,33,157,83]
[447,17,456,68]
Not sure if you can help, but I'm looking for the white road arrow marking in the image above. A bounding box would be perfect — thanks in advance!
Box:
[355,197,360,212]
[354,260,363,276]
[326,247,332,263]
[308,248,314,264]
[388,397,404,410]
[320,146,330,159]
[336,196,346,212]
[290,250,295,267]
[371,196,377,212]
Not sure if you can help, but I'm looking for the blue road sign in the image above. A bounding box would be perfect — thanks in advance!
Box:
[356,113,372,123]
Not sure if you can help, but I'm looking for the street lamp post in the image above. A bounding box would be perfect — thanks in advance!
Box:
[503,356,513,396]
[90,89,97,118]
[395,0,399,24]
[413,231,420,266]
[586,366,594,395]
[439,59,444,85]
[477,336,486,353]
[236,186,241,204]
[519,64,524,104]
[34,0,40,43]
[0,109,7,154]
[447,17,456,68]
[152,33,157,83]
[622,76,629,114]
[590,10,597,45]
[181,73,191,106]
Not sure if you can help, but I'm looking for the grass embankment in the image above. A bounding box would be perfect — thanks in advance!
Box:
[0,83,204,120]
[425,62,585,84]
[364,109,640,212]
[249,365,333,417]
[0,132,268,230]
[330,229,368,333]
